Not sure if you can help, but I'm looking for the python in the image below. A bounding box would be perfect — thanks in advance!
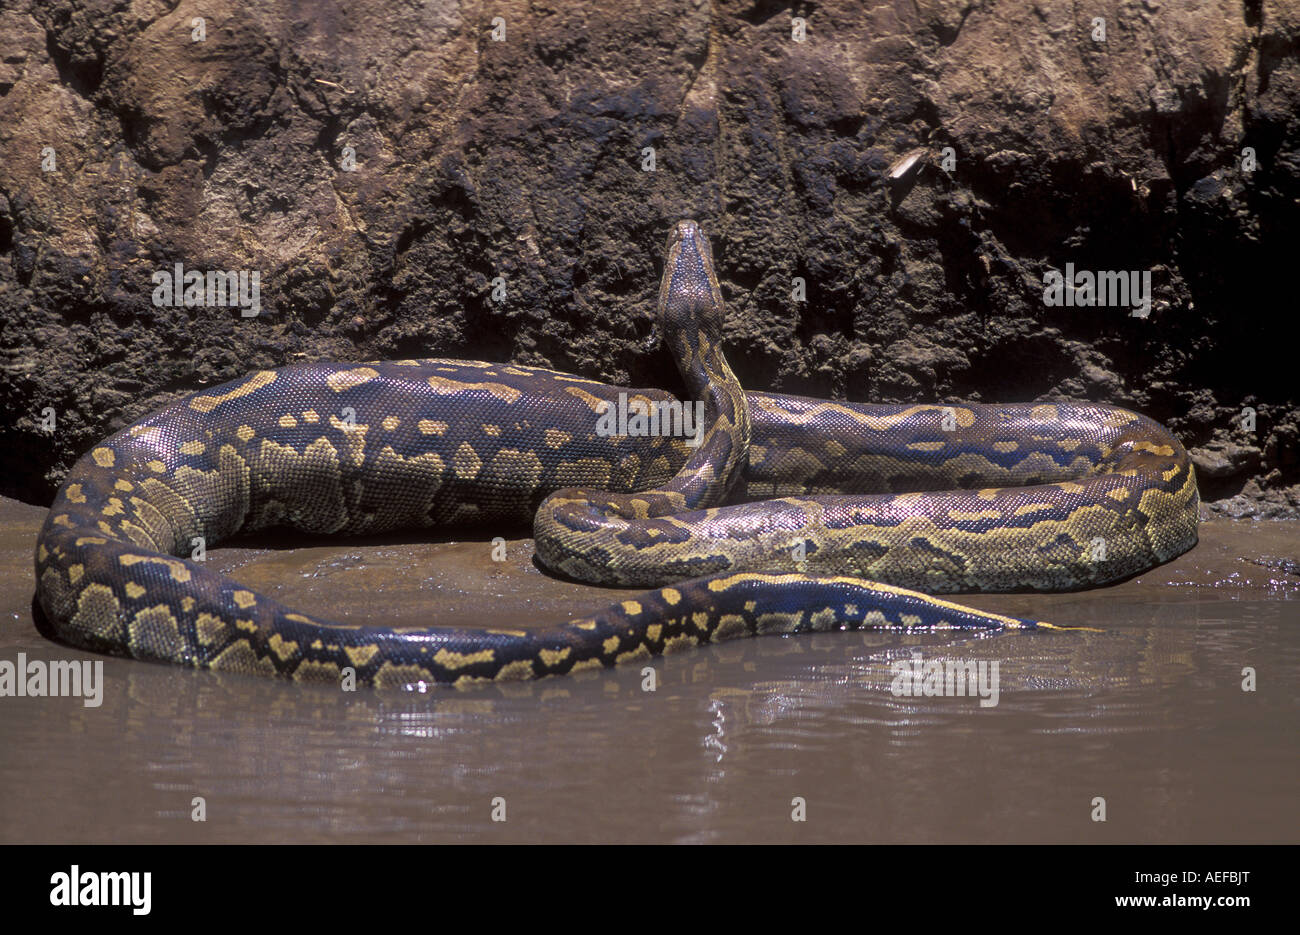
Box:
[594,391,706,446]
[33,220,1197,687]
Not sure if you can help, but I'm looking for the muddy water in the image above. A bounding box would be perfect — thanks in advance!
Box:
[0,496,1295,843]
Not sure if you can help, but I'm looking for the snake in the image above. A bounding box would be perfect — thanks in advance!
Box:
[33,220,1200,688]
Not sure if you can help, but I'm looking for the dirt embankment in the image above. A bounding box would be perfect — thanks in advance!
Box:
[1,1,1296,514]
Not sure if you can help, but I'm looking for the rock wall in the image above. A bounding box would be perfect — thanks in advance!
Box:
[1,0,1296,514]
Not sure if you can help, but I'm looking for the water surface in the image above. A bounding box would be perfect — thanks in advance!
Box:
[1,497,1295,843]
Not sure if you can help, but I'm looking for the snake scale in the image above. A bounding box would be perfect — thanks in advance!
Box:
[34,220,1199,688]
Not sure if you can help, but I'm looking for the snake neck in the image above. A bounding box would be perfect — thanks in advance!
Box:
[531,221,753,583]
[653,220,750,508]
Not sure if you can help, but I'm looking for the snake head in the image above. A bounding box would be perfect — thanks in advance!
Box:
[657,219,727,345]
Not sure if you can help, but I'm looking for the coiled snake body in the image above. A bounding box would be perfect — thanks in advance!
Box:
[34,221,1199,687]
